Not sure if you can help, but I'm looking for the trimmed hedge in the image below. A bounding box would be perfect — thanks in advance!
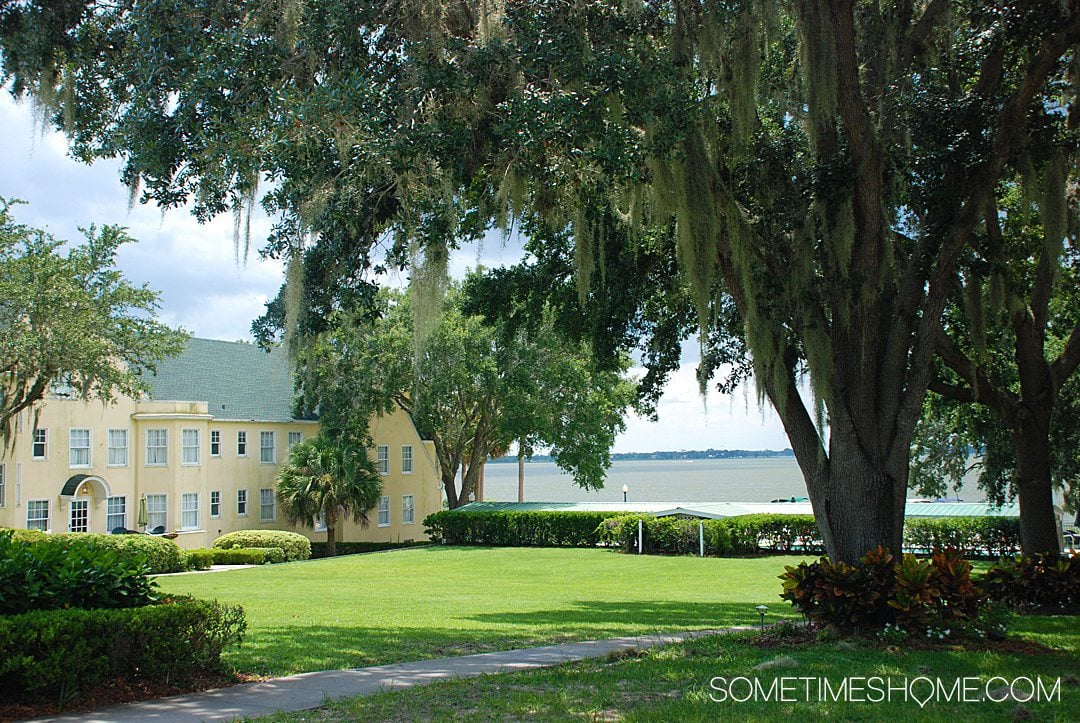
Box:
[212,530,311,561]
[182,548,216,571]
[0,595,246,704]
[903,517,1021,558]
[424,510,612,547]
[0,528,186,573]
[0,530,157,615]
[211,547,286,565]
[309,540,430,558]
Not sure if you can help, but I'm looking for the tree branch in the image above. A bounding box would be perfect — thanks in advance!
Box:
[1051,322,1080,387]
[898,0,949,70]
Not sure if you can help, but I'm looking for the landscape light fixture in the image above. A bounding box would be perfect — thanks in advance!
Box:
[756,604,769,632]
[622,484,629,503]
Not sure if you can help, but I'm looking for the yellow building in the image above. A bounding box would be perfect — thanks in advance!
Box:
[0,338,443,548]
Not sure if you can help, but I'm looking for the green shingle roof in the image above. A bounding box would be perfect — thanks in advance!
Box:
[145,338,309,422]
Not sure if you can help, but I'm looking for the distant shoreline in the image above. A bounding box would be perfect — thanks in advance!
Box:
[489,448,796,464]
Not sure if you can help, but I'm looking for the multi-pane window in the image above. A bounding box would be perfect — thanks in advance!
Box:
[69,499,89,532]
[288,431,303,451]
[27,500,49,531]
[32,428,47,459]
[181,493,199,530]
[0,463,5,507]
[237,489,248,516]
[182,429,200,465]
[145,493,167,532]
[402,495,415,525]
[107,496,126,532]
[210,490,221,518]
[146,429,168,466]
[259,488,275,522]
[69,428,91,467]
[108,429,128,466]
[210,430,221,457]
[401,445,414,474]
[260,432,276,463]
[376,445,390,475]
[237,430,248,456]
[378,495,390,527]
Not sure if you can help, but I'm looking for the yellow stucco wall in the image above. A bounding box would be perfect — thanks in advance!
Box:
[0,395,442,549]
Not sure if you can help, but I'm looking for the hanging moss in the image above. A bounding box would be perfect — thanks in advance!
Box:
[963,270,987,362]
[573,203,594,303]
[283,249,305,357]
[410,240,449,359]
[1041,149,1067,267]
[794,0,838,149]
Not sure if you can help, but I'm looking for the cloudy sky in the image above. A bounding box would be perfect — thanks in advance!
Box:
[0,92,792,453]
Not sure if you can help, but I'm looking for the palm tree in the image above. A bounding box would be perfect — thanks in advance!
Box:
[275,434,382,557]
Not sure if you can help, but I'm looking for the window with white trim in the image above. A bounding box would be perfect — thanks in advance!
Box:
[69,498,89,532]
[210,490,221,518]
[402,495,415,525]
[377,495,390,527]
[69,428,91,468]
[107,496,126,532]
[27,499,49,531]
[376,445,389,475]
[288,431,303,451]
[108,429,128,466]
[259,488,276,522]
[182,429,200,465]
[181,492,199,530]
[237,430,248,456]
[146,429,168,466]
[210,430,221,457]
[237,489,248,516]
[401,445,414,474]
[145,493,167,532]
[260,432,276,463]
[32,428,47,459]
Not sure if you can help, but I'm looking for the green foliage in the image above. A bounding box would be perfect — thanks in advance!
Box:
[597,514,818,556]
[182,548,216,571]
[309,540,429,558]
[46,532,186,573]
[0,199,187,442]
[211,547,286,565]
[0,530,157,614]
[0,596,246,705]
[424,511,611,547]
[903,517,1022,559]
[982,553,1080,613]
[212,531,310,562]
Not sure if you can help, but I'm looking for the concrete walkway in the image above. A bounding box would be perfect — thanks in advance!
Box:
[33,628,742,723]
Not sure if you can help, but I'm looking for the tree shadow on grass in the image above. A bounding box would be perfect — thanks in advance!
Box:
[465,599,791,630]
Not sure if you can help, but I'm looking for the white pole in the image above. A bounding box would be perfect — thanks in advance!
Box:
[699,521,705,557]
[638,518,643,555]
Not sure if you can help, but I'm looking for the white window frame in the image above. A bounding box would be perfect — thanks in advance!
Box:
[181,492,199,531]
[401,445,414,474]
[237,430,248,457]
[237,489,249,517]
[210,430,221,457]
[376,445,390,476]
[314,510,327,533]
[107,495,127,532]
[145,493,167,532]
[259,488,276,522]
[69,497,90,533]
[145,429,168,467]
[402,494,415,525]
[260,431,276,464]
[378,495,390,527]
[32,428,47,460]
[210,490,221,518]
[69,428,92,468]
[288,431,303,451]
[107,429,129,467]
[27,499,49,531]
[182,428,200,466]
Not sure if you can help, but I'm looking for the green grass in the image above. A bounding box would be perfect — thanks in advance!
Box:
[258,619,1080,722]
[156,547,808,675]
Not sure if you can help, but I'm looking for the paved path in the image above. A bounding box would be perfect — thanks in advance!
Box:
[33,628,743,723]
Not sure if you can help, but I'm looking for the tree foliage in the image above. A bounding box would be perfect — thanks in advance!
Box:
[0,198,187,444]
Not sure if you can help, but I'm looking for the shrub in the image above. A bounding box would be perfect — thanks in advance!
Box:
[213,530,311,561]
[211,547,286,565]
[183,548,216,571]
[903,517,1021,558]
[0,595,246,705]
[309,540,430,558]
[0,530,157,615]
[724,514,823,553]
[982,553,1080,613]
[1,530,186,574]
[424,511,611,547]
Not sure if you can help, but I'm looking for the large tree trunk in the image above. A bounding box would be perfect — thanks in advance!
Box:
[325,507,338,557]
[1012,417,1061,555]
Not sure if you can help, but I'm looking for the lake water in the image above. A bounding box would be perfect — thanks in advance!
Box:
[481,457,987,504]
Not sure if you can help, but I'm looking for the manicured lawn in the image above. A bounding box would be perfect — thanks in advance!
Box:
[258,618,1080,722]
[156,547,809,675]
